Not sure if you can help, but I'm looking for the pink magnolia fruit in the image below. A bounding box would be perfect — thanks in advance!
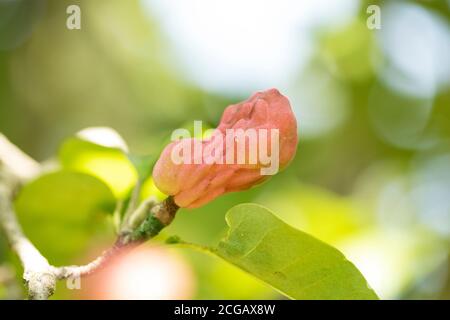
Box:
[153,88,298,208]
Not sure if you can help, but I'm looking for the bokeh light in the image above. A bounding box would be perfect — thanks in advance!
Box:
[81,246,196,300]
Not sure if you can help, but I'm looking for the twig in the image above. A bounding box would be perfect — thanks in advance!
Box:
[51,241,131,280]
[52,196,178,279]
[0,134,40,181]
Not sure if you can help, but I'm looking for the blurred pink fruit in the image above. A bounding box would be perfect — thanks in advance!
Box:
[81,246,195,300]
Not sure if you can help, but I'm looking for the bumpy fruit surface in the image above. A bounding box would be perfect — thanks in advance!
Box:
[153,88,298,208]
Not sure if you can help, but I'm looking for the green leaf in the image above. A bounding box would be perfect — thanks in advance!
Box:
[14,171,116,265]
[59,135,138,198]
[214,203,378,300]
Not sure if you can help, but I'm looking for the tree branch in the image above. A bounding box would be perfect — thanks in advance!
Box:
[0,135,55,299]
[0,133,178,299]
[52,196,178,280]
[0,134,40,181]
[51,241,129,280]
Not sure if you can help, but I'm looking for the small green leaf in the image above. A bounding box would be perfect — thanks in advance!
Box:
[59,135,137,198]
[214,203,378,300]
[75,127,129,152]
[14,171,116,265]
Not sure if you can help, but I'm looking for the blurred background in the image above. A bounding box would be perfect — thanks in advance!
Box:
[0,0,449,299]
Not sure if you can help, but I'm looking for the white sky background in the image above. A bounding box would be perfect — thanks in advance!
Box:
[141,0,360,95]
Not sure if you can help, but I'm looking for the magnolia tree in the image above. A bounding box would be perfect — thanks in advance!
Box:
[0,89,378,300]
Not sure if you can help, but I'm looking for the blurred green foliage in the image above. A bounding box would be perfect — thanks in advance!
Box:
[59,136,138,197]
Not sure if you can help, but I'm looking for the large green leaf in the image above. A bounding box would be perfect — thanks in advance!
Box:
[214,204,378,300]
[14,171,116,265]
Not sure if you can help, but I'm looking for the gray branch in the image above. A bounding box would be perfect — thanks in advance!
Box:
[0,134,55,299]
